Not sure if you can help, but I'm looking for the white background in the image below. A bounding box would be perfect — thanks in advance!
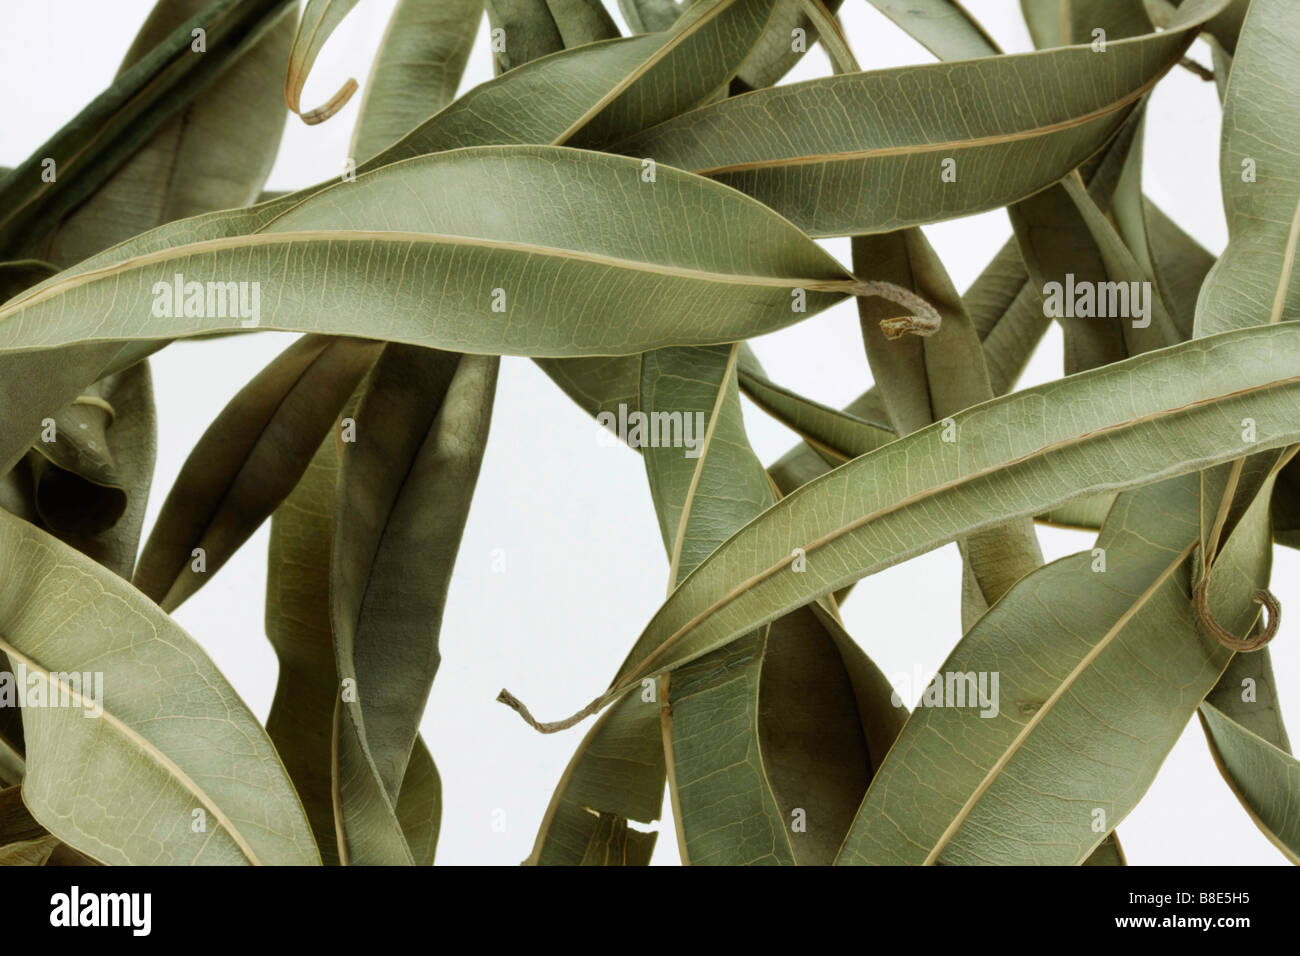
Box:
[2,0,1295,866]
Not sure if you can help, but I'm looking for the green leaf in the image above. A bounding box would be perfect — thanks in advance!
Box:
[263,380,450,865]
[1196,0,1300,338]
[1200,702,1300,863]
[133,335,379,612]
[836,474,1238,864]
[0,0,778,481]
[332,345,495,808]
[0,146,860,358]
[613,0,1229,237]
[1082,831,1127,865]
[853,227,1042,628]
[485,0,567,72]
[1188,0,1299,834]
[349,0,485,162]
[525,323,1300,727]
[1010,174,1179,374]
[33,0,295,269]
[0,510,320,865]
[0,0,297,258]
[641,345,899,864]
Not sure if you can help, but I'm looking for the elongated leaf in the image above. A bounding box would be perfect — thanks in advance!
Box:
[519,324,1300,727]
[21,0,775,289]
[0,147,860,359]
[0,0,778,477]
[764,111,1158,502]
[613,0,1229,237]
[350,0,485,162]
[1010,174,1178,374]
[264,428,350,864]
[334,345,495,802]
[264,389,449,864]
[489,0,623,63]
[0,0,296,257]
[0,510,319,865]
[35,0,295,269]
[1186,0,1300,856]
[853,227,1042,628]
[1196,0,1300,338]
[485,0,566,72]
[738,352,894,464]
[1200,702,1300,862]
[133,335,379,612]
[0,0,293,555]
[837,475,1235,864]
[641,345,897,865]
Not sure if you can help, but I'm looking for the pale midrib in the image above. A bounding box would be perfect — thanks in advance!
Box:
[1268,194,1300,326]
[0,229,857,326]
[550,0,740,147]
[667,345,740,589]
[689,74,1159,177]
[920,542,1194,865]
[0,635,263,865]
[618,370,1300,691]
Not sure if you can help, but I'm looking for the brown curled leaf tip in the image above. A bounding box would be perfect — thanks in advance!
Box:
[854,279,942,339]
[496,688,600,734]
[297,78,359,125]
[879,315,940,340]
[1193,575,1280,652]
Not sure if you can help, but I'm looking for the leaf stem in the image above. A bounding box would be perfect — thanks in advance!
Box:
[496,688,604,734]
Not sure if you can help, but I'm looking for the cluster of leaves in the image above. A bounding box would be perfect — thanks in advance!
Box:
[0,0,1296,866]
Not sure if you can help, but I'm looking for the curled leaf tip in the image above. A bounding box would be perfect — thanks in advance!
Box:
[854,279,942,339]
[1193,575,1280,652]
[293,77,359,125]
[496,688,600,734]
[847,280,941,340]
[879,314,940,340]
